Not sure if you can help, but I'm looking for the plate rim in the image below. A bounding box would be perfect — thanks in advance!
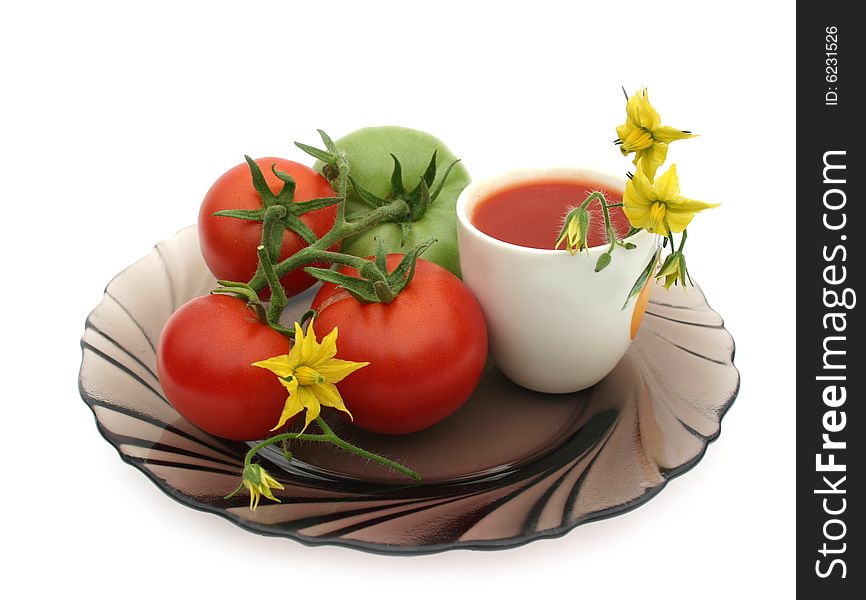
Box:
[78,226,740,555]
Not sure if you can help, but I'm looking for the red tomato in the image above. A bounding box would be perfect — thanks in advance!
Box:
[312,256,488,434]
[157,294,293,441]
[198,158,338,298]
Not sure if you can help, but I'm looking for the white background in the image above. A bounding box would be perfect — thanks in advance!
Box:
[1,1,795,598]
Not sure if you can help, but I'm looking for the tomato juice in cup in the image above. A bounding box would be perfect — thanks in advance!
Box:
[455,169,659,394]
[470,179,631,250]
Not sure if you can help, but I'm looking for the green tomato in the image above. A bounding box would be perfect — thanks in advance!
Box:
[315,126,471,277]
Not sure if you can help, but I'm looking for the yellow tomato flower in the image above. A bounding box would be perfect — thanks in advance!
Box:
[657,251,690,289]
[616,87,695,180]
[252,319,369,433]
[555,206,590,255]
[623,162,719,236]
[241,463,284,511]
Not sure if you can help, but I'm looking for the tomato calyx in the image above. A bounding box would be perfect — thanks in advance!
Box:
[213,131,423,328]
[211,279,268,319]
[209,132,444,318]
[210,278,306,338]
[212,155,341,249]
[244,131,414,294]
[347,150,462,245]
[306,236,437,304]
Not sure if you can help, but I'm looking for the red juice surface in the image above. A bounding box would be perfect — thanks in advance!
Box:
[471,179,630,249]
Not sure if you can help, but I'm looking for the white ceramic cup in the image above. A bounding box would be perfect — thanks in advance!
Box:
[456,168,659,394]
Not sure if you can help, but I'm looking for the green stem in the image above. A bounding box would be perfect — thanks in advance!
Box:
[242,417,421,482]
[247,199,409,292]
[316,418,419,480]
[303,250,371,270]
[314,249,395,298]
[580,191,615,240]
[600,203,613,238]
[602,210,613,235]
[678,229,688,252]
[261,205,289,261]
[256,245,289,325]
[243,433,330,468]
[334,154,349,224]
[579,191,607,210]
[580,191,621,255]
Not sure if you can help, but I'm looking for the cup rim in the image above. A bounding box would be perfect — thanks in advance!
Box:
[456,167,652,256]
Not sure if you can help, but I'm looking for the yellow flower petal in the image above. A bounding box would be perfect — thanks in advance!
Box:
[649,202,668,235]
[653,164,681,200]
[561,215,582,255]
[292,321,318,365]
[251,355,294,378]
[622,128,654,152]
[296,385,321,433]
[311,382,353,420]
[653,125,695,144]
[670,196,721,212]
[664,197,720,233]
[623,175,654,231]
[289,321,304,354]
[616,123,635,144]
[244,481,260,511]
[634,142,668,181]
[271,388,305,431]
[623,201,651,231]
[630,165,656,202]
[309,326,339,366]
[258,482,278,503]
[315,358,370,383]
[288,320,317,367]
[261,470,285,492]
[260,479,282,502]
[625,95,640,128]
[555,232,566,250]
[626,88,661,130]
[278,376,299,395]
[568,216,578,237]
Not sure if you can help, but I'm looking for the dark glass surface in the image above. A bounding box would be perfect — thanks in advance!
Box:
[79,226,739,554]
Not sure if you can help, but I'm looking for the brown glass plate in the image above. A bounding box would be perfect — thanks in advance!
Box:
[79,226,739,554]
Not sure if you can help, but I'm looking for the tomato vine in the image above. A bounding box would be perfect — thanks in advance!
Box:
[210,130,468,501]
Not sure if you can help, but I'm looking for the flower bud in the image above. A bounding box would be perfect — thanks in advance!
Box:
[595,252,612,272]
[657,251,689,289]
[556,207,590,255]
